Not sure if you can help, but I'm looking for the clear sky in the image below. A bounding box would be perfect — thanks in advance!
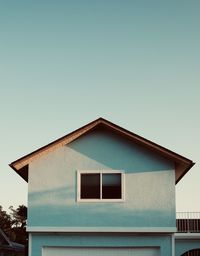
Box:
[0,0,199,212]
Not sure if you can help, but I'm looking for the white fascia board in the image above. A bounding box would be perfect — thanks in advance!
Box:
[28,233,32,256]
[175,233,200,239]
[27,226,177,233]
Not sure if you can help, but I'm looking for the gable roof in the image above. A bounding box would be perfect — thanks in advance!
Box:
[0,228,25,251]
[9,117,194,184]
[0,228,11,246]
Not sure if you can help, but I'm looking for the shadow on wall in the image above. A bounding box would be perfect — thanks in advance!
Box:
[28,186,175,228]
[68,128,173,173]
[27,127,176,229]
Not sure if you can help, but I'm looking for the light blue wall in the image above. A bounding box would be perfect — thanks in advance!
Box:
[28,128,176,228]
[175,239,200,256]
[30,233,172,256]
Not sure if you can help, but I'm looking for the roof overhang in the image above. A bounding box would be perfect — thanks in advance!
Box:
[9,117,195,183]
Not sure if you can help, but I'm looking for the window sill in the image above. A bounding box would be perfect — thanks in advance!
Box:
[77,199,125,203]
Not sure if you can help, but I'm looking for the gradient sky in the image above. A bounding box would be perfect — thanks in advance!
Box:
[0,0,199,212]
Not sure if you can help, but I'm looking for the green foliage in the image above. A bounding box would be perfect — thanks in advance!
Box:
[0,205,13,239]
[10,205,27,228]
[0,205,27,245]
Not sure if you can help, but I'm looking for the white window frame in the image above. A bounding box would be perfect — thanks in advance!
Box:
[77,170,125,202]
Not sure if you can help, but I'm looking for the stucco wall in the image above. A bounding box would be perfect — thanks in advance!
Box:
[28,128,176,228]
[175,238,200,256]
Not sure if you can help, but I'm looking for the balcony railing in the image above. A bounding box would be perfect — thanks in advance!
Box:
[176,212,200,233]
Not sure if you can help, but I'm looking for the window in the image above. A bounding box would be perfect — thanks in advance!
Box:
[77,171,124,202]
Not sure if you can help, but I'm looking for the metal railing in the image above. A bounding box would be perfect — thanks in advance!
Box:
[176,212,200,233]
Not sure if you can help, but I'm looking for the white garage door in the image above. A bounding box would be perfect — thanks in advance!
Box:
[43,247,160,256]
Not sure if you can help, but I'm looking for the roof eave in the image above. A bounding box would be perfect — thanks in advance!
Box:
[175,161,195,184]
[9,117,195,184]
[9,163,28,182]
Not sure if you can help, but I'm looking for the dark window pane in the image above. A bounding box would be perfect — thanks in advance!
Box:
[81,174,100,199]
[102,173,122,199]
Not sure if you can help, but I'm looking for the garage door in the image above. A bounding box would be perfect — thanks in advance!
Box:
[43,247,160,256]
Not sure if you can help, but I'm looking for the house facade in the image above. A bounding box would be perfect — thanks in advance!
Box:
[10,118,195,256]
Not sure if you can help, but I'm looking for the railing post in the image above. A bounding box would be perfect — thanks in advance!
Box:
[187,212,189,233]
[176,212,200,233]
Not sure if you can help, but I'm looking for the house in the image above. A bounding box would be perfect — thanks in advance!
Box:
[9,118,196,256]
[0,228,25,256]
